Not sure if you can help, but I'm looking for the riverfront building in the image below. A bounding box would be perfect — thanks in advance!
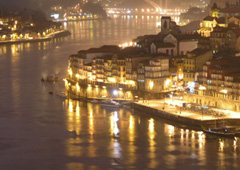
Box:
[66,45,172,99]
[65,12,240,111]
[185,56,240,111]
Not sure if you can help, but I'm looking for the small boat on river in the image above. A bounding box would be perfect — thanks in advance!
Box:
[100,99,121,108]
[46,75,58,82]
[202,126,240,138]
[91,99,98,104]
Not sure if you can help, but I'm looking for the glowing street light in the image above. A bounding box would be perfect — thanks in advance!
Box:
[113,90,118,96]
[165,79,171,87]
[68,69,72,76]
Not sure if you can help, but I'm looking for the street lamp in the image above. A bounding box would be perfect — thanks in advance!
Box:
[113,90,118,98]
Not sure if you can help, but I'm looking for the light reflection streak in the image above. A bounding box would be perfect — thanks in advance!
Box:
[128,114,136,165]
[180,129,184,147]
[113,111,119,136]
[198,131,206,149]
[66,101,83,158]
[191,130,195,149]
[219,139,224,152]
[195,131,206,166]
[218,139,225,168]
[88,108,94,136]
[67,100,82,134]
[109,111,121,159]
[165,124,175,137]
[129,115,134,133]
[75,102,81,135]
[148,118,157,168]
[233,138,237,151]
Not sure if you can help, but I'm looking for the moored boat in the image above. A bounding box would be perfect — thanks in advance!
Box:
[202,126,239,138]
[46,75,58,82]
[100,99,120,108]
[59,92,67,99]
[91,99,98,104]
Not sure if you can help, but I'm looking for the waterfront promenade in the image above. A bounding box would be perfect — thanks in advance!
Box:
[0,30,70,45]
[134,98,240,127]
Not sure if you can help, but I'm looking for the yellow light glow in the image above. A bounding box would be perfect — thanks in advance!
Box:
[109,78,116,83]
[178,73,183,80]
[165,79,171,86]
[220,89,228,94]
[129,80,135,86]
[149,118,154,134]
[76,74,80,78]
[199,86,206,90]
[76,83,80,91]
[68,69,72,76]
[149,81,154,90]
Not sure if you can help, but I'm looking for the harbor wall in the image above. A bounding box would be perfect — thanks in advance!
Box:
[134,103,240,128]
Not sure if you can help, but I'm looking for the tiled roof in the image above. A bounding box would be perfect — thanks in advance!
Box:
[189,48,211,56]
[174,33,200,41]
[152,41,175,48]
[150,56,169,62]
[203,16,215,21]
[78,45,121,54]
[216,17,226,24]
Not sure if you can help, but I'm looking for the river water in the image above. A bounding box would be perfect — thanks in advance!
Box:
[0,15,239,170]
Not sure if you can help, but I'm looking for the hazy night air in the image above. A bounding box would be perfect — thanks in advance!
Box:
[1,0,240,169]
[0,0,211,10]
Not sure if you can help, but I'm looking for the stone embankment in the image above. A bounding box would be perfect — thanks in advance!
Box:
[134,102,240,128]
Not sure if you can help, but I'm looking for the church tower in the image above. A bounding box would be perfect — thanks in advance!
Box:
[161,16,171,34]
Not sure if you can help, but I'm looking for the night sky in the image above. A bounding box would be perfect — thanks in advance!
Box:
[0,0,81,10]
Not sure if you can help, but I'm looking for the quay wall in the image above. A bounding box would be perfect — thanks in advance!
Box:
[134,103,240,128]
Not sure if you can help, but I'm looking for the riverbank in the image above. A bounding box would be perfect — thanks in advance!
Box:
[54,17,110,23]
[0,30,71,46]
[134,99,240,128]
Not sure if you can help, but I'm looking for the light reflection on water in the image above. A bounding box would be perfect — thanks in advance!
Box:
[0,16,240,170]
[64,100,240,169]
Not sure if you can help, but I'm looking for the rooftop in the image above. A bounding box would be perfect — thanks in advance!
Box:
[189,48,211,56]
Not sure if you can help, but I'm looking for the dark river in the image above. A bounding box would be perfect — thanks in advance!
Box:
[0,15,239,170]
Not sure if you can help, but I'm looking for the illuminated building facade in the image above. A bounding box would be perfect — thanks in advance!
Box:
[66,45,173,98]
[144,56,170,92]
[181,48,213,86]
[0,12,63,42]
[185,56,240,111]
